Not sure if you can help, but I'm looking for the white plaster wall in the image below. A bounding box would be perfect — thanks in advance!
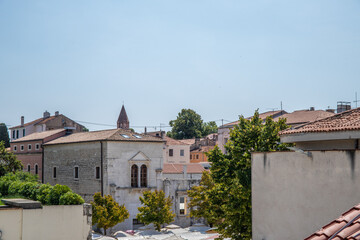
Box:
[165,144,190,164]
[105,141,163,231]
[252,151,360,240]
[217,127,230,153]
[0,205,91,240]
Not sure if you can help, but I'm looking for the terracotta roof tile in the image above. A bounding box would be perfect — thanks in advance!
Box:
[279,110,335,126]
[9,117,44,129]
[305,203,360,240]
[44,129,164,145]
[163,163,205,174]
[11,129,66,142]
[281,108,360,135]
[164,136,190,146]
[178,139,196,145]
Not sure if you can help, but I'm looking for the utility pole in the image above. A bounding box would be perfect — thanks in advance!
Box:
[355,92,360,108]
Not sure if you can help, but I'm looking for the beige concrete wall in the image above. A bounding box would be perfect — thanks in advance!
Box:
[165,144,190,164]
[0,205,91,240]
[252,150,360,240]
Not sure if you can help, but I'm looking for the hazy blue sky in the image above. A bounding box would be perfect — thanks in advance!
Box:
[1,0,360,132]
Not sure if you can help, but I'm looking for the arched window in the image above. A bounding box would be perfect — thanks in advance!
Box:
[27,164,31,172]
[35,164,38,175]
[140,165,147,187]
[131,165,138,187]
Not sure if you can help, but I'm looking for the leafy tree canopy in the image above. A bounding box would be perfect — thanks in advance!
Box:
[137,190,175,231]
[91,193,129,235]
[0,141,23,177]
[188,110,292,240]
[0,124,10,148]
[167,109,217,139]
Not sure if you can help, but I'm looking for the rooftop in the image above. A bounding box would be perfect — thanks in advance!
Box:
[11,129,66,143]
[44,129,164,145]
[163,163,206,174]
[305,203,360,240]
[281,107,360,135]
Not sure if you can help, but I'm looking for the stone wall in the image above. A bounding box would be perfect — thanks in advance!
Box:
[43,142,102,202]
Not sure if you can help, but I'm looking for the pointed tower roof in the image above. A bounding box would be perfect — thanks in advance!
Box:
[117,105,129,129]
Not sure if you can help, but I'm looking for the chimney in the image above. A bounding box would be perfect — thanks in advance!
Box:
[55,111,59,116]
[309,107,315,111]
[43,111,50,119]
[161,131,165,139]
[21,116,24,126]
[183,165,187,179]
[144,127,147,134]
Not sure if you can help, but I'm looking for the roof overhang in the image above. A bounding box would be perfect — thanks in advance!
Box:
[280,130,360,143]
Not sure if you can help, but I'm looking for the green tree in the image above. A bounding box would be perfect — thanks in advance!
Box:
[202,121,218,136]
[189,110,292,239]
[91,193,129,235]
[137,190,175,231]
[0,124,10,148]
[167,109,217,139]
[0,141,23,177]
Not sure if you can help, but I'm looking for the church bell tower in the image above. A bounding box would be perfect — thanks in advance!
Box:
[117,105,129,129]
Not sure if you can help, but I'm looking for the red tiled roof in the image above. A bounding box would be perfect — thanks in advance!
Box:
[9,117,45,129]
[178,139,196,145]
[221,110,286,128]
[164,136,190,146]
[305,203,360,240]
[281,108,360,135]
[279,110,335,126]
[11,129,66,142]
[191,146,214,153]
[163,163,205,174]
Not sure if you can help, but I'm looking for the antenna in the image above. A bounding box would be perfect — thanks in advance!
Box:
[280,101,283,111]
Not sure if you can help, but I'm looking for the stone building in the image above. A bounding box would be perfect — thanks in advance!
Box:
[9,111,85,141]
[43,128,165,230]
[10,129,66,181]
[161,163,206,227]
[252,107,360,240]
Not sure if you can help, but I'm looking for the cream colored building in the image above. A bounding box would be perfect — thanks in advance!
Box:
[252,108,360,240]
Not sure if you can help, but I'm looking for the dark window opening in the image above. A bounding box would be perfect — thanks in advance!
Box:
[23,129,25,137]
[35,165,38,175]
[16,130,19,139]
[53,167,57,178]
[140,165,147,187]
[169,149,173,157]
[27,164,30,172]
[96,167,100,179]
[131,165,138,187]
[74,166,79,179]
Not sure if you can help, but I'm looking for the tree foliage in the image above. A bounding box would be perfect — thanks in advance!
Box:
[91,192,129,235]
[137,190,175,231]
[0,124,10,148]
[188,110,292,239]
[0,141,23,177]
[167,109,217,139]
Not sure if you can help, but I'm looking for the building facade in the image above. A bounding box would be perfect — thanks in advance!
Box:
[10,129,66,181]
[9,111,84,141]
[252,107,360,240]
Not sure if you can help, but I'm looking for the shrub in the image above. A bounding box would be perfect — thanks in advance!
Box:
[36,184,53,204]
[19,182,40,200]
[8,181,24,195]
[59,192,85,205]
[47,184,71,205]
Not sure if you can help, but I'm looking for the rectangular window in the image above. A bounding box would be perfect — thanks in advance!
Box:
[180,149,184,156]
[12,130,15,139]
[179,197,186,215]
[190,155,192,160]
[23,129,25,137]
[16,130,19,139]
[96,167,100,179]
[20,145,24,151]
[13,145,17,151]
[28,144,32,150]
[74,166,79,179]
[169,149,173,157]
[53,167,57,179]
[35,144,40,150]
[196,154,199,159]
[35,164,38,175]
